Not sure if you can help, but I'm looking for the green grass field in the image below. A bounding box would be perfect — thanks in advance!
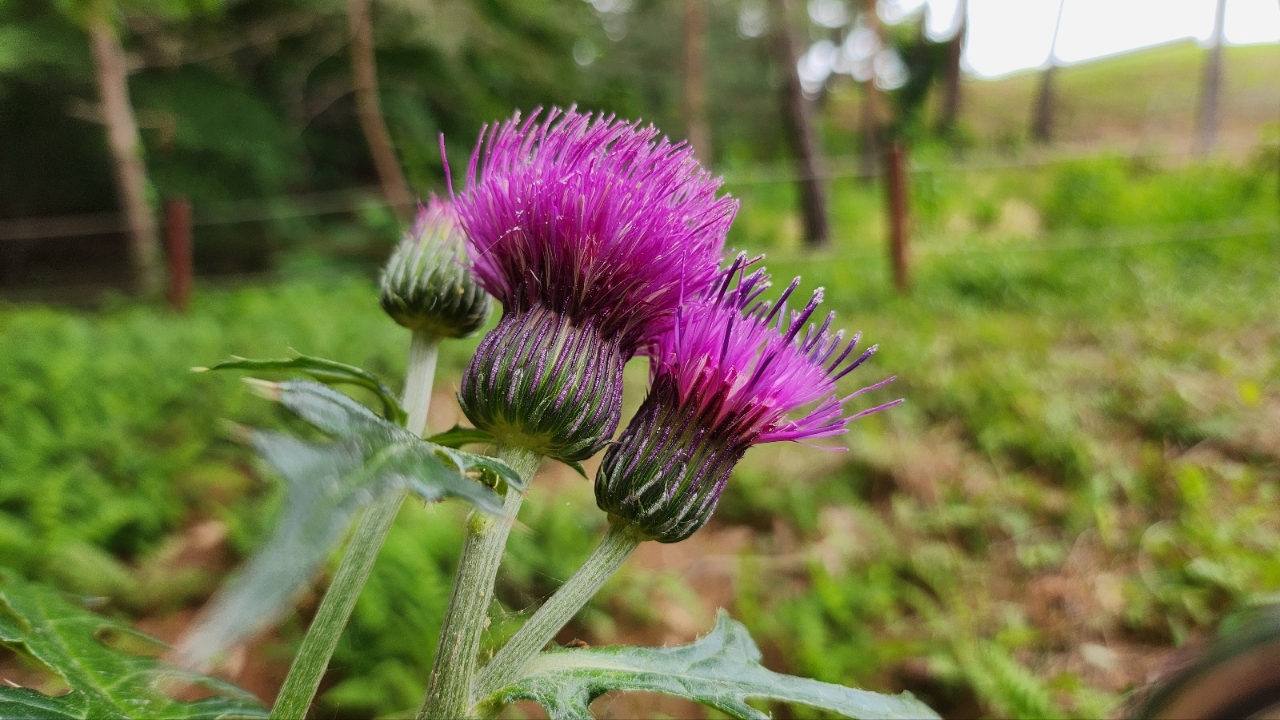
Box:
[962,41,1280,148]
[818,40,1280,155]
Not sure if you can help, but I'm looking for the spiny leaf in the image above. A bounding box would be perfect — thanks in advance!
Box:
[176,381,520,669]
[427,424,495,449]
[197,354,408,426]
[483,610,939,720]
[0,571,267,720]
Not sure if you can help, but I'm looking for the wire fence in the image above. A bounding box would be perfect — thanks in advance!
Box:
[720,133,1277,186]
[757,217,1279,268]
[0,186,388,242]
[0,136,1276,251]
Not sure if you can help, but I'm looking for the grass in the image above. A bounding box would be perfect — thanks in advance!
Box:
[819,40,1280,155]
[711,154,1280,717]
[962,41,1280,148]
[1,154,1278,718]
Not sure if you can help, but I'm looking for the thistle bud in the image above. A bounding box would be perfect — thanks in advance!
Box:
[379,200,491,338]
[596,259,902,542]
[459,305,624,461]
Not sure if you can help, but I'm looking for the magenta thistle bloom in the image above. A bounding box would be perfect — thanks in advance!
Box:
[456,107,737,461]
[596,256,902,542]
[456,106,736,352]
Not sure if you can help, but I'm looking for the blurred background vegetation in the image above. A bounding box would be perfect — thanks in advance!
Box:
[1,0,1279,717]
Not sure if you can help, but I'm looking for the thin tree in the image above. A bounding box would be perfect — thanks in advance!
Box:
[936,0,966,134]
[88,5,162,294]
[770,0,829,246]
[348,0,414,220]
[683,0,711,161]
[1196,0,1228,155]
[1031,0,1067,144]
[858,0,881,182]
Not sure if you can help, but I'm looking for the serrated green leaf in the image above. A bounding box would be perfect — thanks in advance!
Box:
[199,354,408,426]
[176,381,520,669]
[0,571,267,720]
[484,610,939,720]
[427,424,495,449]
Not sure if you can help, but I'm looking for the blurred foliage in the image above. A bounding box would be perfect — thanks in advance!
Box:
[717,156,1280,717]
[0,0,790,220]
[0,279,408,607]
[1042,158,1271,231]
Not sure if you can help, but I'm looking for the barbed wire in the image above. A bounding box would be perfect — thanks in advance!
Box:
[0,186,389,242]
[0,136,1275,243]
[756,218,1279,265]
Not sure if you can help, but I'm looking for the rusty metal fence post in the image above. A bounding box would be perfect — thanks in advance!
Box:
[163,196,192,311]
[883,142,910,293]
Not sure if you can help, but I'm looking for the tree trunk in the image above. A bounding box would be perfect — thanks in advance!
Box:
[1030,65,1057,143]
[682,0,711,162]
[89,13,161,295]
[349,0,413,219]
[882,142,909,293]
[1195,0,1228,156]
[771,0,829,246]
[858,0,881,182]
[859,83,880,181]
[1031,0,1067,144]
[936,0,966,134]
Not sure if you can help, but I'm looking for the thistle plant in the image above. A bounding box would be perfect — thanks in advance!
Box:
[0,109,938,720]
[423,106,737,719]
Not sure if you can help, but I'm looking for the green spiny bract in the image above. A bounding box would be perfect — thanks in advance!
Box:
[458,305,624,462]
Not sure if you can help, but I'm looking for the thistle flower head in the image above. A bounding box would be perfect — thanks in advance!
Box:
[647,256,900,445]
[596,255,902,542]
[455,106,737,353]
[454,108,737,460]
[379,199,491,337]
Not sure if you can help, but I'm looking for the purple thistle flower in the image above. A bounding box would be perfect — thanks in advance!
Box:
[455,107,737,461]
[455,106,737,353]
[595,255,902,542]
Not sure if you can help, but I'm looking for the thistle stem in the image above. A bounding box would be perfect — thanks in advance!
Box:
[418,444,540,720]
[270,331,439,720]
[473,522,642,703]
[403,330,440,435]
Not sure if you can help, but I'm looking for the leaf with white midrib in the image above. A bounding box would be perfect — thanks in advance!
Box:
[176,380,521,669]
[199,354,408,426]
[484,610,940,720]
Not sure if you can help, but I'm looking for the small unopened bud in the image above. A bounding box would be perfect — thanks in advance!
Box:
[379,200,491,338]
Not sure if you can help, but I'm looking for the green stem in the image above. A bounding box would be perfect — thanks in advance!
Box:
[473,522,642,704]
[418,444,540,720]
[269,331,439,720]
[402,330,439,435]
